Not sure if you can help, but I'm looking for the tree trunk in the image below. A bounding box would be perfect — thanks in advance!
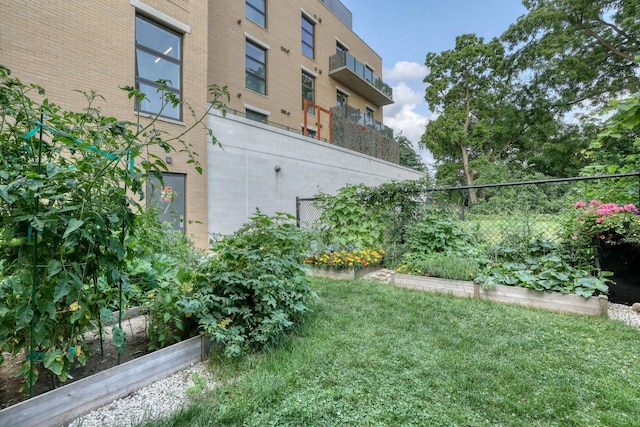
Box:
[460,143,477,203]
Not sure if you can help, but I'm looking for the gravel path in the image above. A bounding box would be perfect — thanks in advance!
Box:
[68,299,640,427]
[67,362,216,427]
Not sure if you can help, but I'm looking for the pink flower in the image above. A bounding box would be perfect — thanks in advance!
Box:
[590,200,602,206]
[574,201,587,208]
[624,204,636,212]
[596,217,605,224]
[571,235,578,240]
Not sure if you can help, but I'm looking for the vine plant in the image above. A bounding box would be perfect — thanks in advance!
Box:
[0,67,228,391]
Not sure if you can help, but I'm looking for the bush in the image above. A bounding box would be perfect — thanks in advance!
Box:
[183,211,316,357]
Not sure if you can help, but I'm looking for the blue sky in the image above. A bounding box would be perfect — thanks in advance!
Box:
[339,0,528,165]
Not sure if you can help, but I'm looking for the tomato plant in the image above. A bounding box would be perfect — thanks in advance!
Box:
[0,67,228,392]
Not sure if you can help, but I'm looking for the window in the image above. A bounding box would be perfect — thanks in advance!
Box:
[365,106,374,125]
[304,128,317,138]
[302,71,315,114]
[365,64,374,83]
[336,41,347,54]
[246,40,267,95]
[135,15,182,120]
[336,90,348,107]
[246,0,266,27]
[246,109,268,123]
[301,15,315,59]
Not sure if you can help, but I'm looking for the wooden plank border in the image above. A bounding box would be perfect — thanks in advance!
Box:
[0,334,210,427]
[391,274,607,316]
[310,264,382,280]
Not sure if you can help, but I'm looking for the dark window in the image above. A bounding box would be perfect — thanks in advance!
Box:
[246,109,268,123]
[365,106,374,126]
[246,0,266,27]
[301,15,315,59]
[135,15,182,120]
[336,41,347,54]
[246,40,267,95]
[304,127,317,138]
[337,90,348,107]
[302,71,315,114]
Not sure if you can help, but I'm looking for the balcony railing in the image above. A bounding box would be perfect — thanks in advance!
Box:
[329,52,394,106]
[330,105,398,163]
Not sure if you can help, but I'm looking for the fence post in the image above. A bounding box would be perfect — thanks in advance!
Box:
[295,197,301,228]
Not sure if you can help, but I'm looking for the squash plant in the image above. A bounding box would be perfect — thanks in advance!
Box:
[0,68,228,392]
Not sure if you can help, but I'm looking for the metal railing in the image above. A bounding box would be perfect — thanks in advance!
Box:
[329,52,393,99]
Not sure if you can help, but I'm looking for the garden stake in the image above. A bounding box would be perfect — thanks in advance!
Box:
[93,271,104,356]
[28,113,44,397]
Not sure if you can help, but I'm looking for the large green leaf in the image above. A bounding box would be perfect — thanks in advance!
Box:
[63,218,84,239]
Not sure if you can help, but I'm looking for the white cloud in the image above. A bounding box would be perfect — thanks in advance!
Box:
[383,83,430,149]
[383,61,429,82]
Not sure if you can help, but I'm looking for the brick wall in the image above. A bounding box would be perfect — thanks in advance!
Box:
[1,0,211,248]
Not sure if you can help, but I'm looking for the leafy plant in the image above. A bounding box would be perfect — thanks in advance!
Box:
[0,69,227,390]
[475,254,612,298]
[313,185,386,249]
[404,207,477,256]
[396,253,479,281]
[183,211,316,357]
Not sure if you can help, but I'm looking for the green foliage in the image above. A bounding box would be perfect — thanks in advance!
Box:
[0,69,227,388]
[404,207,477,256]
[564,200,640,267]
[396,134,427,172]
[184,212,316,357]
[475,255,611,298]
[397,253,479,281]
[476,238,611,298]
[313,184,386,249]
[502,0,640,110]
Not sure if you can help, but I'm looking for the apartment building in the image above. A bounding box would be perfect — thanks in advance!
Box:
[1,0,422,243]
[1,0,211,247]
[210,0,396,158]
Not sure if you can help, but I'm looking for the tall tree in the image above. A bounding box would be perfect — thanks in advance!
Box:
[397,135,427,172]
[502,0,640,111]
[420,34,511,201]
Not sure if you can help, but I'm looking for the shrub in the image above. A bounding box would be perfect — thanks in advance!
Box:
[183,211,316,357]
[404,207,477,256]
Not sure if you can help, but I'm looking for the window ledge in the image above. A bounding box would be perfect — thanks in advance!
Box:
[136,112,186,126]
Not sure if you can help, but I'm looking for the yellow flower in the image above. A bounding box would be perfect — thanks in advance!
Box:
[69,301,81,312]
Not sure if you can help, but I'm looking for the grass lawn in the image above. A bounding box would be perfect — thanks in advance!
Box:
[143,277,640,426]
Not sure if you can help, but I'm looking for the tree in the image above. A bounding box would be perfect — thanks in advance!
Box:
[420,34,511,202]
[502,0,640,111]
[397,135,427,172]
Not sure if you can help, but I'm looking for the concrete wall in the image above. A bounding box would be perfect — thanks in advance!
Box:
[207,111,425,235]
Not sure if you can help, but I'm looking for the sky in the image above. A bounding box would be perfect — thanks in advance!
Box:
[339,0,528,167]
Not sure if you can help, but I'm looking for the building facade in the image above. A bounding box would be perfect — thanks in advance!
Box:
[1,0,421,246]
[1,0,211,247]
[209,0,395,152]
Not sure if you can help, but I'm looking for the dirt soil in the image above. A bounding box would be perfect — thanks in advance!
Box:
[0,314,153,410]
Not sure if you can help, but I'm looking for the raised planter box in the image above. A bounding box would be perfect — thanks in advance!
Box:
[0,334,211,427]
[310,264,382,280]
[392,274,607,316]
[394,274,475,298]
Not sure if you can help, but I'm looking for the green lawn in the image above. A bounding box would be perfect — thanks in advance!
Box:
[461,213,565,246]
[143,277,640,426]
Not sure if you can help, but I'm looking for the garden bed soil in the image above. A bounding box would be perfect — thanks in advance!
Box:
[0,314,152,410]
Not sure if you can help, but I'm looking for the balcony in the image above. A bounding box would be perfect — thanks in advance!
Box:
[330,105,398,163]
[329,52,394,106]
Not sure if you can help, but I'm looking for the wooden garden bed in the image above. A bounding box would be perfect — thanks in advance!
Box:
[393,274,608,316]
[310,264,382,280]
[0,334,210,427]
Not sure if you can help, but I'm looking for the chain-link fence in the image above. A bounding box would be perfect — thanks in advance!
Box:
[296,173,640,248]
